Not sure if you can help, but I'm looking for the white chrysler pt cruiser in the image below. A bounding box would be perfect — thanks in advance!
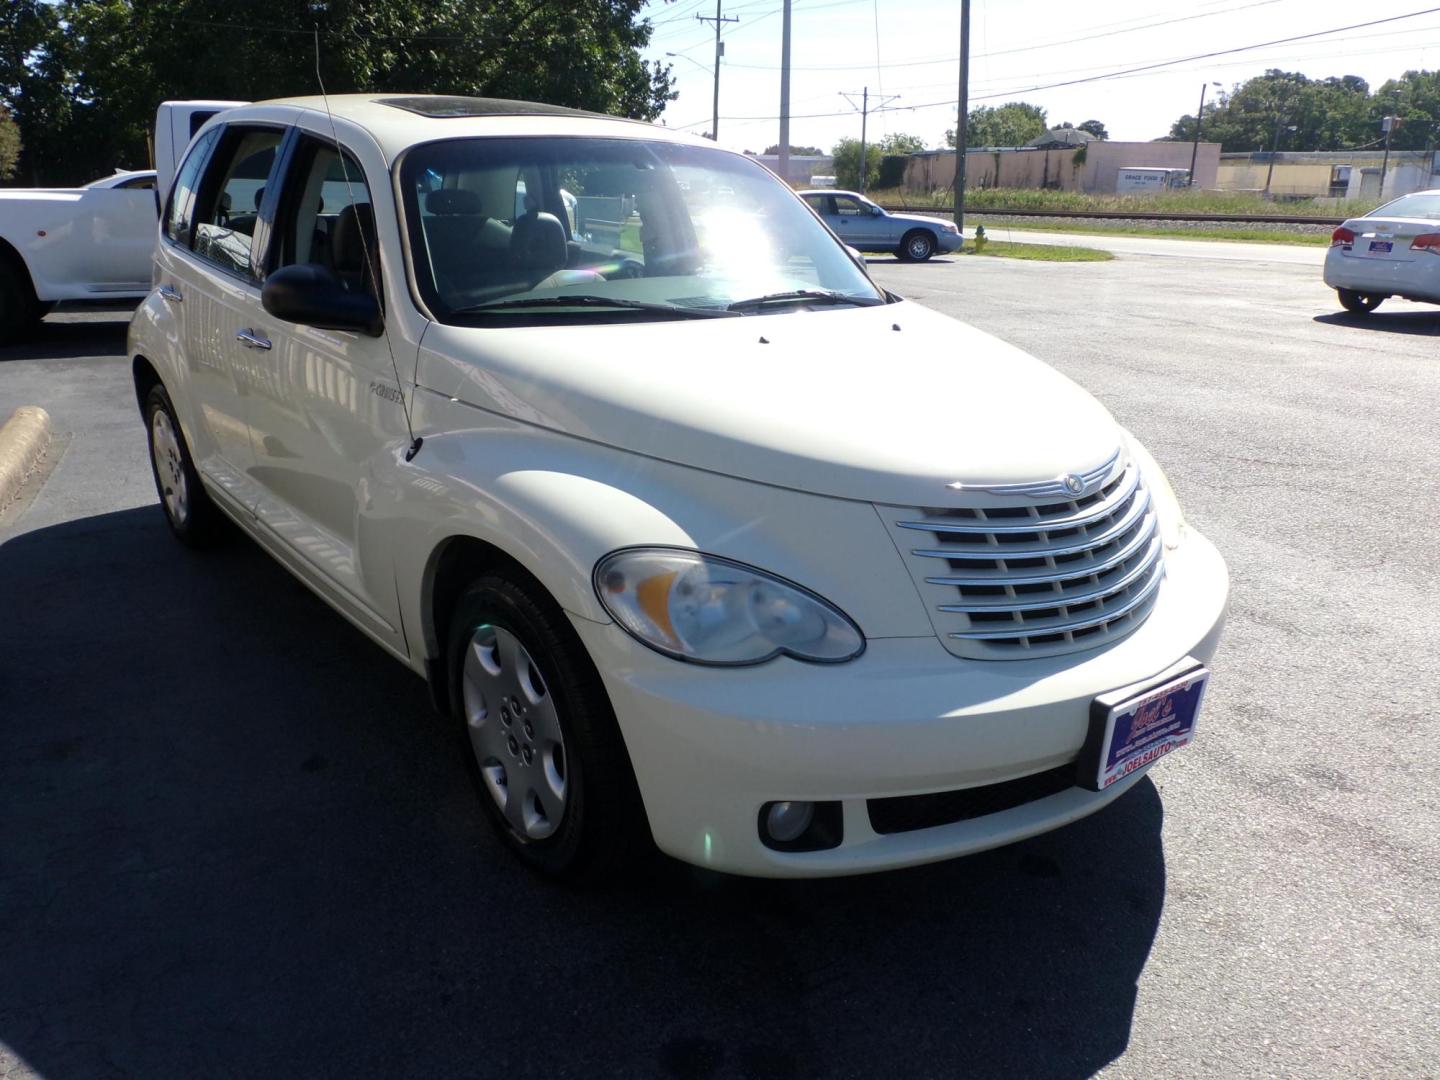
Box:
[129,95,1228,880]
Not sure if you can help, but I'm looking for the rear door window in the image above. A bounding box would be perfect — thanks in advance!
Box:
[189,127,286,279]
[164,127,221,247]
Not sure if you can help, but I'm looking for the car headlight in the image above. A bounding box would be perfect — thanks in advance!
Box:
[1124,432,1187,550]
[940,222,959,233]
[594,548,865,665]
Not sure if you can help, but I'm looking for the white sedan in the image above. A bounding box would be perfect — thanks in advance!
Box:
[1323,189,1440,314]
[129,94,1227,881]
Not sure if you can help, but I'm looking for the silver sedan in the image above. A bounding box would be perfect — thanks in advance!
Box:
[799,189,963,261]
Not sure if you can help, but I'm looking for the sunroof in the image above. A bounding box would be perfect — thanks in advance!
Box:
[377,96,602,120]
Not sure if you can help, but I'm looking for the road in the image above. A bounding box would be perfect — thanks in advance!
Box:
[1,242,1437,1079]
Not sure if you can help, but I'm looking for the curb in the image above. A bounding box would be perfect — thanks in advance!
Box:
[0,406,52,508]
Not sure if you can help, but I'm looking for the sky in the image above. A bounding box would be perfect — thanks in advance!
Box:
[639,0,1440,152]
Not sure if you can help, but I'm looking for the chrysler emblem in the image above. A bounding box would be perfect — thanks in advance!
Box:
[1062,474,1085,495]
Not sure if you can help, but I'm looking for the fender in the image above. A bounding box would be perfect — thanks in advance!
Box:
[375,398,934,673]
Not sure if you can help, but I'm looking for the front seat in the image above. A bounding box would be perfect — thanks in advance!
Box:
[509,211,604,290]
[332,203,380,298]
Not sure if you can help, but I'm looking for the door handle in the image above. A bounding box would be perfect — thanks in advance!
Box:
[158,284,183,303]
[235,328,272,351]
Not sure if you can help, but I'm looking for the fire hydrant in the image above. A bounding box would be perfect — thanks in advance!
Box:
[973,224,988,252]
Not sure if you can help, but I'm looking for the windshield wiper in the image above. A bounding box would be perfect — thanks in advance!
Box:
[726,289,883,312]
[451,295,737,318]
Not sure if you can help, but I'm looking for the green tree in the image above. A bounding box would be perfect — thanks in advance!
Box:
[0,107,20,180]
[0,0,67,183]
[878,132,926,154]
[1369,70,1440,150]
[1166,70,1374,152]
[831,136,881,190]
[1077,119,1108,140]
[8,0,678,186]
[763,143,824,156]
[944,102,1047,148]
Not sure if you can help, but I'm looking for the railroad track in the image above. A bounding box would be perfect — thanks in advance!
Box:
[878,205,1344,227]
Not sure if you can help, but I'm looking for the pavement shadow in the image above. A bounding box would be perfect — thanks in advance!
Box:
[0,507,1167,1080]
[1312,310,1440,336]
[0,311,132,363]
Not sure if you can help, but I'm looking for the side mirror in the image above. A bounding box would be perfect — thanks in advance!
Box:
[870,204,884,216]
[261,263,383,337]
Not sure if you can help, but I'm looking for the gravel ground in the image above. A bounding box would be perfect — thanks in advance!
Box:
[885,208,1335,239]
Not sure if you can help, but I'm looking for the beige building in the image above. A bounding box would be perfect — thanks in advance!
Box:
[1216,151,1440,200]
[902,141,1220,195]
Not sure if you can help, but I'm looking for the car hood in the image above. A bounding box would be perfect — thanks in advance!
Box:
[416,300,1121,505]
[887,210,954,230]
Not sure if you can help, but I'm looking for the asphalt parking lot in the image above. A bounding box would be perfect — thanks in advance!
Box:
[2,243,1437,1079]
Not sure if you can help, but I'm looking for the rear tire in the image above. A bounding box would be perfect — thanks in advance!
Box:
[144,384,225,547]
[0,258,40,342]
[1337,288,1384,315]
[448,573,649,884]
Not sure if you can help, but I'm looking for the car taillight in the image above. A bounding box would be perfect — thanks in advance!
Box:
[1331,226,1356,247]
[1409,233,1440,254]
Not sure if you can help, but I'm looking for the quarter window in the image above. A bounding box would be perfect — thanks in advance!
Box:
[191,127,284,278]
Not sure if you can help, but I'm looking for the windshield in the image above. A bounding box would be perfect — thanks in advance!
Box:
[1368,192,1440,220]
[399,137,885,322]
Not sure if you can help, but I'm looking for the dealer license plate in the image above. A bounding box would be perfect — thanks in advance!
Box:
[1087,668,1208,790]
[1368,240,1393,254]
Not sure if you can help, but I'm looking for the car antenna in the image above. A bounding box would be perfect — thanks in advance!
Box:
[313,26,424,462]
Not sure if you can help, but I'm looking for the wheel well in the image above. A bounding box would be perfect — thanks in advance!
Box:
[0,238,36,298]
[132,355,162,414]
[422,535,553,712]
[901,227,935,243]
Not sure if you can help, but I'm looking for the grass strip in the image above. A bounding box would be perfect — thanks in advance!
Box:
[964,240,1114,261]
[980,220,1330,246]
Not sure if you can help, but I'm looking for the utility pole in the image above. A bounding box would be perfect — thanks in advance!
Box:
[841,86,899,193]
[778,0,792,184]
[1188,82,1221,188]
[1379,115,1398,199]
[697,1,737,141]
[953,0,970,233]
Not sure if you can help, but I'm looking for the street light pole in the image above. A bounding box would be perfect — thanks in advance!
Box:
[1263,113,1294,199]
[1379,115,1397,199]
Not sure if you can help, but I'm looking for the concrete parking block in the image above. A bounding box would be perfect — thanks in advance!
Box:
[0,405,51,508]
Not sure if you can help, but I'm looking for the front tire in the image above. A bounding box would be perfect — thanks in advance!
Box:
[899,230,936,262]
[1337,288,1384,314]
[448,574,648,883]
[144,384,224,547]
[0,259,40,342]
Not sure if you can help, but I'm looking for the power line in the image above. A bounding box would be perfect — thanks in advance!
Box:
[687,5,1440,123]
[718,0,1291,71]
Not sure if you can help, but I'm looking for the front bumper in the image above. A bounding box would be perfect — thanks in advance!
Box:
[935,229,964,253]
[572,531,1228,878]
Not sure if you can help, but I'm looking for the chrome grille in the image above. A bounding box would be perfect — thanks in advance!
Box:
[882,453,1165,659]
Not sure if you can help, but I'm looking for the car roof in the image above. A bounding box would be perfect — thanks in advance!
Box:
[219,94,716,159]
[797,189,863,198]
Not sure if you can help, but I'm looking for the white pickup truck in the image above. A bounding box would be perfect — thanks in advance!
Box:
[0,100,240,340]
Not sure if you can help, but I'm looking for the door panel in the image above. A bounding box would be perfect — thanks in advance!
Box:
[241,135,408,647]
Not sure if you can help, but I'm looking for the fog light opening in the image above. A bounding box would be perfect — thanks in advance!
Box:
[758,799,843,852]
[765,800,815,843]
